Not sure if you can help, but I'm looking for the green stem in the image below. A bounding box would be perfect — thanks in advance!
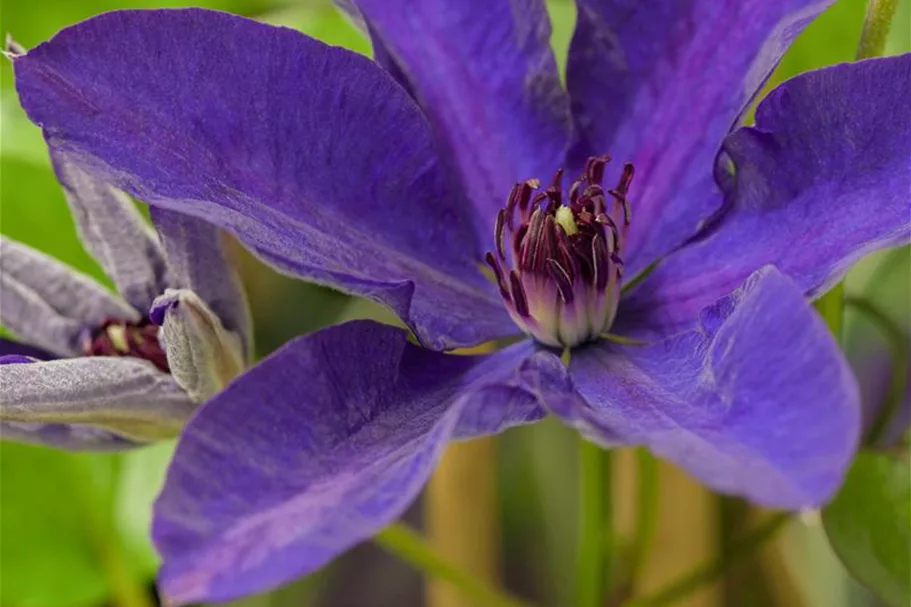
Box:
[576,438,608,607]
[846,296,910,446]
[627,449,659,585]
[624,513,791,607]
[375,523,540,607]
[856,0,899,60]
[71,457,154,607]
[815,282,845,341]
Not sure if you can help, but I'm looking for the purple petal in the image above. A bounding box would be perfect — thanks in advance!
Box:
[340,0,575,242]
[620,56,911,337]
[0,420,137,451]
[0,356,194,444]
[557,267,859,508]
[451,339,568,439]
[151,208,252,358]
[153,322,566,604]
[0,237,136,356]
[567,0,835,276]
[0,337,57,361]
[13,8,512,350]
[51,149,172,312]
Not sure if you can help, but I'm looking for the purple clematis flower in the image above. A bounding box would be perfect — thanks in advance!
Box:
[9,2,910,603]
[0,148,250,449]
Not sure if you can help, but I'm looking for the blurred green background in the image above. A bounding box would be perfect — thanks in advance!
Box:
[0,1,908,606]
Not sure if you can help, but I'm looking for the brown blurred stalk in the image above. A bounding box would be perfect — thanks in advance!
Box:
[614,450,721,607]
[426,437,501,607]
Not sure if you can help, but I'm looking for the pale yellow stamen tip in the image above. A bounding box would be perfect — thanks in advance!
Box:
[555,206,578,236]
[106,325,129,353]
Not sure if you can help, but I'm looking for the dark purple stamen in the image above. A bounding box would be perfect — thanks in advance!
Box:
[508,271,529,317]
[485,155,635,347]
[546,259,575,303]
[82,317,169,373]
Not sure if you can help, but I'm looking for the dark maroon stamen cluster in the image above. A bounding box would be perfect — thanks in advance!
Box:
[484,155,635,347]
[82,318,169,373]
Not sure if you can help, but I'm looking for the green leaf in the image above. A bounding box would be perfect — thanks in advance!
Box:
[0,441,171,607]
[822,451,911,607]
[0,444,114,607]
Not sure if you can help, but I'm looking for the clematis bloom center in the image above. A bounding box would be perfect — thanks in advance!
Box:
[82,318,169,373]
[485,156,634,348]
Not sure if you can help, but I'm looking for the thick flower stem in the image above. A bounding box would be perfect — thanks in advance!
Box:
[426,437,501,607]
[856,0,899,60]
[623,513,790,607]
[375,523,539,607]
[627,449,659,585]
[616,461,721,607]
[576,438,610,607]
[74,457,154,607]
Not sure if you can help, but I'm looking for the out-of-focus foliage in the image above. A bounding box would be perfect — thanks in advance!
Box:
[823,452,911,607]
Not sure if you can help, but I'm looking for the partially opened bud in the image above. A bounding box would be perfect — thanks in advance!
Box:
[152,288,245,403]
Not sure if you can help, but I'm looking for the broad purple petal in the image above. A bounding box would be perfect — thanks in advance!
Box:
[153,321,567,604]
[151,208,252,358]
[0,237,136,356]
[51,149,172,311]
[567,0,835,275]
[620,56,911,337]
[451,338,568,438]
[0,356,194,444]
[13,8,513,350]
[557,267,859,508]
[341,0,575,242]
[0,337,56,361]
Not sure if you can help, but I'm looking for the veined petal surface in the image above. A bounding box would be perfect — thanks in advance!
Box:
[153,321,570,604]
[341,0,575,243]
[567,0,836,275]
[621,56,911,337]
[151,208,252,358]
[51,149,171,311]
[0,356,194,444]
[13,8,514,350]
[555,268,859,508]
[0,237,136,356]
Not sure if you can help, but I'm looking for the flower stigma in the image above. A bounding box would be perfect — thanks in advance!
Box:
[485,155,634,348]
[82,318,169,373]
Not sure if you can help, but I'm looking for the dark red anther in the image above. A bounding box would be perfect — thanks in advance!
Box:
[585,155,610,184]
[546,259,575,304]
[522,210,548,271]
[504,183,520,228]
[485,252,510,300]
[555,228,580,279]
[618,163,635,192]
[546,169,564,207]
[83,318,169,373]
[495,209,507,259]
[509,270,529,317]
[591,234,610,292]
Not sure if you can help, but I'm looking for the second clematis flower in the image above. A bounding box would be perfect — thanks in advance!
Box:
[0,151,250,449]
[9,2,910,603]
